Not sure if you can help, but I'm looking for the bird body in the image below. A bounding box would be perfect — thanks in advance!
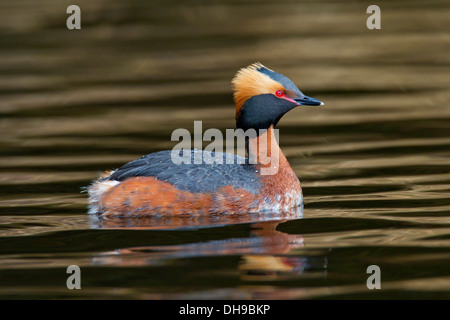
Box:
[88,63,323,217]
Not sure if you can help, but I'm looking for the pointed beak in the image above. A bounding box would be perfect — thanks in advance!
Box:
[294,95,324,106]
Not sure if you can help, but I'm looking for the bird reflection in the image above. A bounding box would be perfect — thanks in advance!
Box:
[90,205,328,280]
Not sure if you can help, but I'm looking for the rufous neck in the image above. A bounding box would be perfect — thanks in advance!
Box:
[247,126,288,176]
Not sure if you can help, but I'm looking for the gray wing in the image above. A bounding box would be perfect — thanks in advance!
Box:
[107,150,262,194]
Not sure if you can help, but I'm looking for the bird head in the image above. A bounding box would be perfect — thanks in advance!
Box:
[232,62,323,132]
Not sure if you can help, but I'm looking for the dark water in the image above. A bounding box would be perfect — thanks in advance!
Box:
[0,0,449,299]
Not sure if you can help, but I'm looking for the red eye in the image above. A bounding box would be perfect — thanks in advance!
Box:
[275,90,284,97]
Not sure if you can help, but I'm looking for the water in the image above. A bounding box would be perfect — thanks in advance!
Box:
[0,0,449,299]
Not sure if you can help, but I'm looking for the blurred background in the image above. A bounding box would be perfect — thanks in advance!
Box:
[0,0,449,299]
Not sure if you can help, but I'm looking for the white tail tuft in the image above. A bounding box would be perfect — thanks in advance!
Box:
[87,172,120,214]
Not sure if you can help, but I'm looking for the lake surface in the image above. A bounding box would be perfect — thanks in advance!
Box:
[0,0,449,299]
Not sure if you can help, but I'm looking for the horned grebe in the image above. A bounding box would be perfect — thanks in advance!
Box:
[88,63,323,217]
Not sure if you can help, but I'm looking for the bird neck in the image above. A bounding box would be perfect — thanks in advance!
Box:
[247,125,289,176]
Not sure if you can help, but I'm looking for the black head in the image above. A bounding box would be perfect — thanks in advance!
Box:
[232,63,323,132]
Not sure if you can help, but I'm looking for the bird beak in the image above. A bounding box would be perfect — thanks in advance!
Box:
[294,95,324,106]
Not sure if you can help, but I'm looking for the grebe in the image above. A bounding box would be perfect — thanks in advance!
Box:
[88,63,323,217]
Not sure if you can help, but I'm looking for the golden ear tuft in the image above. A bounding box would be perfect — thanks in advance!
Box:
[232,62,283,117]
[245,62,268,72]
